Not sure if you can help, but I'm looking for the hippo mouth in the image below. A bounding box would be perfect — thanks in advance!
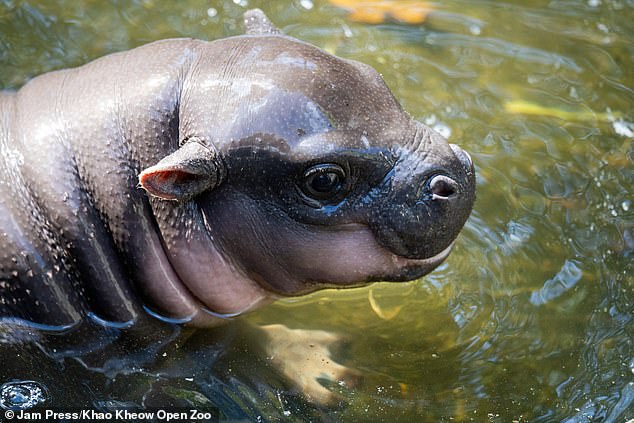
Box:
[384,241,454,281]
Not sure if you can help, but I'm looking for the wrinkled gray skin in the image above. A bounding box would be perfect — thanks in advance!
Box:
[0,10,475,329]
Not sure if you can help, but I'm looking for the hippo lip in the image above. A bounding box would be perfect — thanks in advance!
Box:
[386,241,454,280]
[391,241,454,268]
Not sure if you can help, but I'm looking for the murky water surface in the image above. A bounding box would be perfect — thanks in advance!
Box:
[1,0,632,421]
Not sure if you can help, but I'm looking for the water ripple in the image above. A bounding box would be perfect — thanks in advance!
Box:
[424,33,583,72]
[529,260,583,306]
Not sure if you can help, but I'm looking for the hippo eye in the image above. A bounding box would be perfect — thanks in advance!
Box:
[301,164,345,201]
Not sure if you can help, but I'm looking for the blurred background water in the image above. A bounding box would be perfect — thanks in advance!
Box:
[0,0,632,421]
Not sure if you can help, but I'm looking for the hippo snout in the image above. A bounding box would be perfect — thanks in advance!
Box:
[369,133,476,261]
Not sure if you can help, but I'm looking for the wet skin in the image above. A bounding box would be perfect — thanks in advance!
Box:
[0,10,475,328]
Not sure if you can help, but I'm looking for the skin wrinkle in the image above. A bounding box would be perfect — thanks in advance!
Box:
[198,204,273,314]
[197,203,274,312]
[10,83,93,322]
[179,42,204,144]
[139,198,205,323]
[152,187,270,318]
[152,209,235,322]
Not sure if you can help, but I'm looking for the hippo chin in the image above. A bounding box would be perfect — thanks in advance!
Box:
[0,9,475,329]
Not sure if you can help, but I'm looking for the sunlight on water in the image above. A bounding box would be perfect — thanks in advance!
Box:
[0,381,48,410]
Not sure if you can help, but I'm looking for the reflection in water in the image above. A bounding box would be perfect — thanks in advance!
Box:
[529,260,582,306]
[0,316,330,420]
[0,0,632,421]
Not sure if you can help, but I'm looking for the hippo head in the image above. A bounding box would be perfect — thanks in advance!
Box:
[138,11,475,318]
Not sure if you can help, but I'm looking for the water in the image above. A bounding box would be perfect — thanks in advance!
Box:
[1,0,632,421]
[0,381,48,410]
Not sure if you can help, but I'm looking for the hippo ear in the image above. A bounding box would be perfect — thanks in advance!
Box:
[138,141,225,201]
[243,9,281,35]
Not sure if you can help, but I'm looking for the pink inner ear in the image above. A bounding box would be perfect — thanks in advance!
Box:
[140,168,199,200]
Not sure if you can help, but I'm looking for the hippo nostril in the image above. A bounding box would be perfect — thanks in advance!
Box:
[429,175,458,200]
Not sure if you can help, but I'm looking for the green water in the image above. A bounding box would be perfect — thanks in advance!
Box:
[1,0,632,421]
